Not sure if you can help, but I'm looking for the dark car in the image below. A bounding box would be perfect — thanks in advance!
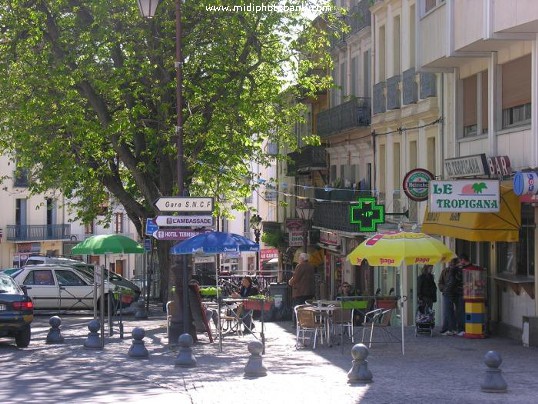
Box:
[0,273,34,347]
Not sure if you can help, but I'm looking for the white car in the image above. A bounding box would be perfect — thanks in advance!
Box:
[11,265,107,311]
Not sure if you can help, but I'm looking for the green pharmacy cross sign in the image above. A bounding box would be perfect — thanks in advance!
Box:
[350,197,385,232]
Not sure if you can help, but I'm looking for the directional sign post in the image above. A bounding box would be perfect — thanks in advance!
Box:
[154,197,213,212]
[153,229,203,241]
[155,215,213,227]
[350,197,385,232]
[145,218,158,236]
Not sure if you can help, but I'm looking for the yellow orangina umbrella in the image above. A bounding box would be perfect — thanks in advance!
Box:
[346,231,455,355]
[347,231,455,267]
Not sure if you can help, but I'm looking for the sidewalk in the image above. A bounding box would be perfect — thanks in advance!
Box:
[1,303,537,403]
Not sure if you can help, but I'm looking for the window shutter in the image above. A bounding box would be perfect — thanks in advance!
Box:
[463,75,477,128]
[502,55,531,109]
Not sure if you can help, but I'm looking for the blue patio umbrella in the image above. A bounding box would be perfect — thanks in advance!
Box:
[170,231,259,255]
[170,231,259,352]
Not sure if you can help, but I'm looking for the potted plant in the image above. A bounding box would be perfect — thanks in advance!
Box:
[243,294,274,312]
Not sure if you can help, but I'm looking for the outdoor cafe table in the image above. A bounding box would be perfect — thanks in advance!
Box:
[304,301,339,347]
[221,297,268,353]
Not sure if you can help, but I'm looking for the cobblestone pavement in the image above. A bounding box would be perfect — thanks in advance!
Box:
[1,304,537,404]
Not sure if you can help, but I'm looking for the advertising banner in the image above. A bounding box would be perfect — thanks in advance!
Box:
[429,180,500,212]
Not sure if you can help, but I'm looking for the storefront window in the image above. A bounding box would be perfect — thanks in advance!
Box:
[497,205,534,277]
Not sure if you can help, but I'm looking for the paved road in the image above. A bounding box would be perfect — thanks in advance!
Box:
[1,305,537,403]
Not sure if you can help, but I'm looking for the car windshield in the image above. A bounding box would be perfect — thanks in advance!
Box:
[0,274,20,294]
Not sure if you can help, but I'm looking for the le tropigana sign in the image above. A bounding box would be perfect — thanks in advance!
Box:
[429,180,500,213]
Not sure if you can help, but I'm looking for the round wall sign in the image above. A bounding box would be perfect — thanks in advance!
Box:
[402,168,435,202]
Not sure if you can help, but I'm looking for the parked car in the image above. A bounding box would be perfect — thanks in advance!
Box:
[0,268,21,276]
[23,256,141,302]
[11,265,110,311]
[0,273,34,347]
[71,264,141,303]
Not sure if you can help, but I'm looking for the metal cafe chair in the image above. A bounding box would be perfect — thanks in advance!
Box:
[361,308,399,348]
[332,307,355,344]
[294,305,325,349]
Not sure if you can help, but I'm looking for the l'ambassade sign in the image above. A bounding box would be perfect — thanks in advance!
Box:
[429,180,500,213]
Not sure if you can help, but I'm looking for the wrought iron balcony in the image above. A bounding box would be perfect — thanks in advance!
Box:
[311,200,363,233]
[330,0,371,48]
[316,97,371,138]
[7,224,72,242]
[386,75,401,110]
[420,72,437,99]
[348,0,371,35]
[373,82,386,114]
[402,68,418,105]
[286,146,327,175]
[313,201,350,232]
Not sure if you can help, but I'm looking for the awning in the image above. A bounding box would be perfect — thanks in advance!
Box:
[422,182,521,242]
[293,246,325,266]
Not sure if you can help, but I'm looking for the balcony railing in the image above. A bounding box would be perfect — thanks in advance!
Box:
[7,224,71,242]
[402,68,418,105]
[373,82,386,114]
[420,72,437,99]
[286,146,327,175]
[312,198,371,233]
[316,97,371,138]
[386,75,401,110]
[348,0,372,35]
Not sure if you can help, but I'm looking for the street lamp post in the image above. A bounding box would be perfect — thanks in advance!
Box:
[138,0,189,340]
[250,214,262,275]
[296,200,314,254]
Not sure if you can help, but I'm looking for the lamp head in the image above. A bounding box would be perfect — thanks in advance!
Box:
[137,0,160,18]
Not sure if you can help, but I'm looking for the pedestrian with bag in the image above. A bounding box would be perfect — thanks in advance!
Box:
[438,258,459,335]
[417,264,437,311]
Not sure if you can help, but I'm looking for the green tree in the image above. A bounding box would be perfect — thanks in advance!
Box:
[0,0,333,300]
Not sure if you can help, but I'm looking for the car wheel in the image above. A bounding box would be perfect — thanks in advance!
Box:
[15,324,31,348]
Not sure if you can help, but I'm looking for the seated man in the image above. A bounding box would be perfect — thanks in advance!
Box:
[337,282,357,297]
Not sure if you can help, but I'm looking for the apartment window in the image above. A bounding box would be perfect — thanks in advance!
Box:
[330,165,337,183]
[393,15,401,75]
[13,167,29,188]
[409,140,417,170]
[462,72,488,137]
[331,67,338,107]
[351,56,358,97]
[16,199,27,226]
[340,61,347,102]
[409,4,415,67]
[497,205,535,277]
[363,50,371,97]
[426,137,436,175]
[379,144,386,191]
[502,55,531,129]
[115,212,124,234]
[378,25,386,81]
[393,142,401,190]
[424,0,445,15]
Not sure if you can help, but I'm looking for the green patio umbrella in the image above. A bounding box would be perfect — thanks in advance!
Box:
[71,234,144,255]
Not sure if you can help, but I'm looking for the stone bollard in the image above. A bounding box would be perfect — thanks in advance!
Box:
[134,300,148,319]
[347,343,373,384]
[83,319,102,349]
[481,351,507,393]
[46,316,65,344]
[175,333,197,367]
[128,327,149,359]
[244,341,267,378]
